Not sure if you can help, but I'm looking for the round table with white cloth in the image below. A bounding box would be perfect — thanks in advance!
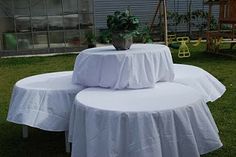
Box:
[173,64,226,102]
[7,71,84,131]
[69,82,222,157]
[72,44,175,89]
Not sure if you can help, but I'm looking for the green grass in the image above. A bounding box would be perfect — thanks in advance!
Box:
[0,44,235,156]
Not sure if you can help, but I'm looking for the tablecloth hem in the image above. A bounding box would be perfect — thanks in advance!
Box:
[200,142,223,155]
[209,87,226,102]
[7,109,68,131]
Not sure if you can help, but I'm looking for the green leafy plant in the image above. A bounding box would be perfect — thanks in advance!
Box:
[99,29,111,44]
[107,10,140,39]
[168,10,218,36]
[135,26,153,43]
[85,31,96,48]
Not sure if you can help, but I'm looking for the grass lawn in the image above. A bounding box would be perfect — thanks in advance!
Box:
[0,43,235,156]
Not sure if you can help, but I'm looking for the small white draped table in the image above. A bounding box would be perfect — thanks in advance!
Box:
[173,64,226,102]
[7,71,84,131]
[69,82,222,157]
[72,44,175,89]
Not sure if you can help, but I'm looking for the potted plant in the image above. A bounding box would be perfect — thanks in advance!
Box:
[107,10,140,50]
[85,31,96,48]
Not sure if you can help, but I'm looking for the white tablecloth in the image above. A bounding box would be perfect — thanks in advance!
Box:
[69,82,222,157]
[72,44,175,89]
[173,64,226,102]
[7,71,84,131]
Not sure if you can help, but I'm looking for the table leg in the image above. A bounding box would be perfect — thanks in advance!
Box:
[65,131,70,153]
[22,125,28,138]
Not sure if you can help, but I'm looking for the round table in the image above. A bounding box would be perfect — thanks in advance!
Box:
[72,44,175,89]
[173,64,226,102]
[7,71,84,131]
[69,82,222,157]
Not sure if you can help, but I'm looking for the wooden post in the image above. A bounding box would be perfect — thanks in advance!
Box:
[150,1,162,32]
[159,1,163,40]
[163,0,168,45]
[206,3,212,51]
[188,0,192,37]
[207,2,213,32]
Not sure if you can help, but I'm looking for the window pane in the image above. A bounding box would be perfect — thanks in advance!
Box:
[0,1,12,18]
[65,31,80,47]
[13,0,30,16]
[47,0,62,16]
[17,33,32,50]
[49,31,64,48]
[31,0,46,16]
[32,16,48,31]
[48,16,63,30]
[33,32,48,49]
[63,0,78,14]
[15,16,31,32]
[79,0,93,13]
[64,14,79,30]
[79,13,94,29]
[0,17,14,32]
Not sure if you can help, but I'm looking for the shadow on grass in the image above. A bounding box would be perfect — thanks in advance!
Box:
[0,122,69,157]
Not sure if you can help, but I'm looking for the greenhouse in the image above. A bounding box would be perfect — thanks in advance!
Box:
[0,0,95,56]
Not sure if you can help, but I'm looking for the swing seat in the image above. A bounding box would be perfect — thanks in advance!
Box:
[178,47,191,58]
[168,34,177,44]
[178,42,190,58]
[169,43,180,49]
[193,37,202,47]
[215,37,223,46]
[169,36,191,58]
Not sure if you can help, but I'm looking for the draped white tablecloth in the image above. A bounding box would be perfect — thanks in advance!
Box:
[6,64,225,132]
[69,82,222,157]
[72,44,175,89]
[173,64,226,102]
[7,71,84,131]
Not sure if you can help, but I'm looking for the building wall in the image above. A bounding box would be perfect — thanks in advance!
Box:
[0,0,220,32]
[94,0,158,29]
[94,0,219,32]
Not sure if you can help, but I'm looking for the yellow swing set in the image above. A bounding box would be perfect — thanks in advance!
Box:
[149,0,202,58]
[168,35,202,58]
